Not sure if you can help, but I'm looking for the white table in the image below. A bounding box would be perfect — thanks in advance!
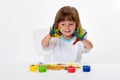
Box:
[0,62,120,80]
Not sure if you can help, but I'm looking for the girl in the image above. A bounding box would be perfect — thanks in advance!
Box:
[41,6,93,63]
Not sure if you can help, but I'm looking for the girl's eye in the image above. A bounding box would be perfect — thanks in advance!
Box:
[61,24,65,26]
[69,24,73,26]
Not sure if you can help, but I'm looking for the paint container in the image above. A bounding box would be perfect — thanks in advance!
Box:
[39,65,47,72]
[68,66,76,73]
[30,65,38,72]
[83,65,91,72]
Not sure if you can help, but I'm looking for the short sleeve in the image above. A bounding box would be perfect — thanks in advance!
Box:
[77,41,91,54]
[82,29,91,53]
[42,38,57,51]
[84,48,91,53]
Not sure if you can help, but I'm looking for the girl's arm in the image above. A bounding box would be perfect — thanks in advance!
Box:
[82,38,93,49]
[41,34,52,47]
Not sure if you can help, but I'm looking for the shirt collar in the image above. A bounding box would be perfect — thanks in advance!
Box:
[60,36,75,42]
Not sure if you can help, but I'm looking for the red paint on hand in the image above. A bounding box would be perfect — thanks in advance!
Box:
[73,38,79,45]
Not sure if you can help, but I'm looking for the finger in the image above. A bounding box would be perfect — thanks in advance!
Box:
[73,38,79,45]
[52,24,55,30]
[81,32,87,39]
[74,30,78,36]
[54,23,59,30]
[55,26,61,33]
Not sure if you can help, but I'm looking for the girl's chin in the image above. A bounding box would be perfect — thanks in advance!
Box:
[61,31,73,36]
[64,32,72,34]
[62,33,73,37]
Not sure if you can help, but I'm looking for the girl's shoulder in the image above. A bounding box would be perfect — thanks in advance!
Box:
[51,37,59,41]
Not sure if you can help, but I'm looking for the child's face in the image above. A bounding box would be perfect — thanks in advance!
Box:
[59,20,76,38]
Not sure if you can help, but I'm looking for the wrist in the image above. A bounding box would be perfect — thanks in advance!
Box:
[48,34,52,39]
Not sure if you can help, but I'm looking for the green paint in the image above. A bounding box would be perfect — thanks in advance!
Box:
[39,65,47,72]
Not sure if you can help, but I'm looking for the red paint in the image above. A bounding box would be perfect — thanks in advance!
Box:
[68,66,76,73]
[73,38,79,45]
[55,23,59,29]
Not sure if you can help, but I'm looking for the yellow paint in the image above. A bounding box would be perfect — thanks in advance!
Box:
[30,65,38,72]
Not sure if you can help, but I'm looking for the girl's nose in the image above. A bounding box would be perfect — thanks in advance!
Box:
[65,24,70,28]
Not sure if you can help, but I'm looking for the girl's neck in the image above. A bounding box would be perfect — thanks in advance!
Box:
[61,35,75,42]
[61,35,74,40]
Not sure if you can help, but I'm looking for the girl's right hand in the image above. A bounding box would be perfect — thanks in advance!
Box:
[49,24,61,38]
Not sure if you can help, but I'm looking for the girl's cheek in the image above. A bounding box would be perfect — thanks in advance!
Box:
[60,28,62,31]
[60,26,64,30]
[70,26,75,30]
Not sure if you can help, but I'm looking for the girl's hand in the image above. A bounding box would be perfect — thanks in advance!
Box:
[73,30,87,45]
[50,24,61,38]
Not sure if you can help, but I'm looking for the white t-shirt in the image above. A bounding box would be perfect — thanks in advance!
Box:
[42,29,90,63]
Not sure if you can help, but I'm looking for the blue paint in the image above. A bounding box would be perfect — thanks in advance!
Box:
[83,65,91,72]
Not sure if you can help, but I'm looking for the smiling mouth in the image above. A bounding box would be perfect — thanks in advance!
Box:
[65,31,71,33]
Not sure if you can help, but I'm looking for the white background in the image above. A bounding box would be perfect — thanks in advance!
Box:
[0,0,120,64]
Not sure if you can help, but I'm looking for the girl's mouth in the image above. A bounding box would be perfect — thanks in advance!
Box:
[65,31,71,33]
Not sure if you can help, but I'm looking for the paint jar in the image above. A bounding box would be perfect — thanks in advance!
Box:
[83,65,91,72]
[39,65,47,72]
[68,66,76,73]
[30,65,38,72]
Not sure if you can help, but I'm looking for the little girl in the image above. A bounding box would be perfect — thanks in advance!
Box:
[41,6,93,63]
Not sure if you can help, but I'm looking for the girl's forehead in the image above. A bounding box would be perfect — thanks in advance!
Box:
[60,20,75,23]
[58,16,75,22]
